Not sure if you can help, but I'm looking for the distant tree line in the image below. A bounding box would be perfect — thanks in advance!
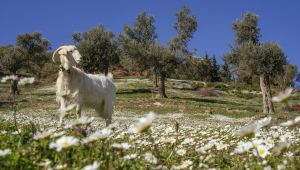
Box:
[0,32,52,79]
[0,7,298,100]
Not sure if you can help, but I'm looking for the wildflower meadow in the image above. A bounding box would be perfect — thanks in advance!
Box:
[0,78,299,169]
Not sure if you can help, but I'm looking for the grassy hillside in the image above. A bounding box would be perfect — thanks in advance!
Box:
[1,78,299,119]
[0,78,299,169]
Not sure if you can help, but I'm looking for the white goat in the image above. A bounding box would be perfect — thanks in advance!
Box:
[52,45,116,126]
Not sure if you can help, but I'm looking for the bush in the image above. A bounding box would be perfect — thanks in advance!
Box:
[41,62,57,78]
[214,83,229,91]
[233,90,256,99]
[199,87,220,97]
[190,82,204,90]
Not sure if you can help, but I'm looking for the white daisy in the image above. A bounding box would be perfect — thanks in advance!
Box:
[254,145,270,158]
[82,161,100,170]
[82,128,112,144]
[271,142,290,156]
[0,149,12,157]
[272,87,293,103]
[33,128,56,140]
[49,136,79,152]
[144,152,157,164]
[54,164,67,169]
[176,149,186,156]
[111,143,131,150]
[123,154,138,160]
[37,159,52,167]
[129,112,156,133]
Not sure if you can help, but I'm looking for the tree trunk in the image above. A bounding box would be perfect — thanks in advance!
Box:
[10,75,20,96]
[104,60,109,76]
[158,72,167,98]
[260,74,274,114]
[104,68,109,76]
[153,71,159,88]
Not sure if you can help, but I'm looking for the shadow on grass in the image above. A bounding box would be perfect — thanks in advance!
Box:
[171,87,195,91]
[117,88,152,95]
[0,101,10,108]
[0,99,28,109]
[32,92,55,97]
[172,96,240,105]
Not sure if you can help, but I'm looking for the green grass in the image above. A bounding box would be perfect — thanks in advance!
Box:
[0,119,299,169]
[0,78,299,169]
[1,78,300,120]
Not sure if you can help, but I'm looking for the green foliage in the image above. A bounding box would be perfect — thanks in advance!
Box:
[275,64,298,88]
[221,61,232,82]
[225,12,261,84]
[124,12,157,45]
[233,90,257,100]
[225,12,287,84]
[16,32,51,77]
[0,46,26,74]
[169,6,197,55]
[119,36,150,72]
[41,61,58,78]
[213,83,229,91]
[73,25,119,74]
[209,56,221,82]
[225,12,288,114]
[172,54,221,82]
[119,12,157,73]
[229,42,287,77]
[232,12,260,45]
[17,32,51,55]
[190,82,202,90]
[147,43,180,97]
[148,43,179,76]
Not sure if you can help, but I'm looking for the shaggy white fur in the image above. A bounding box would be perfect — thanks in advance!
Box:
[53,45,116,126]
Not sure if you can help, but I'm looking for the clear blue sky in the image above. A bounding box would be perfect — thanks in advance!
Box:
[1,0,299,68]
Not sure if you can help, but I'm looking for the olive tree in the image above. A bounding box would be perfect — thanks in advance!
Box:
[119,12,157,85]
[169,6,197,55]
[228,12,260,83]
[16,32,51,78]
[275,64,298,89]
[0,46,26,75]
[225,12,288,114]
[227,42,286,114]
[147,43,180,98]
[72,25,119,75]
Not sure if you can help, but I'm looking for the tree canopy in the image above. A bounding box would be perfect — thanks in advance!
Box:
[72,25,119,75]
[0,46,26,74]
[169,6,197,56]
[16,32,51,77]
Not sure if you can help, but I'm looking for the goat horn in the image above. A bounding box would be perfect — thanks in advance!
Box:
[52,46,65,63]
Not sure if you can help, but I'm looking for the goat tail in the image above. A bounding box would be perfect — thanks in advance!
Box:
[106,72,114,81]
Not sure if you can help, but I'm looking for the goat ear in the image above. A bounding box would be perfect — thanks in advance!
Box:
[58,48,67,56]
[52,46,66,63]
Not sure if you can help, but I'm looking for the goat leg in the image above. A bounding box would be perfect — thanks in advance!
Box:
[58,98,66,126]
[105,118,111,127]
[76,104,82,119]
